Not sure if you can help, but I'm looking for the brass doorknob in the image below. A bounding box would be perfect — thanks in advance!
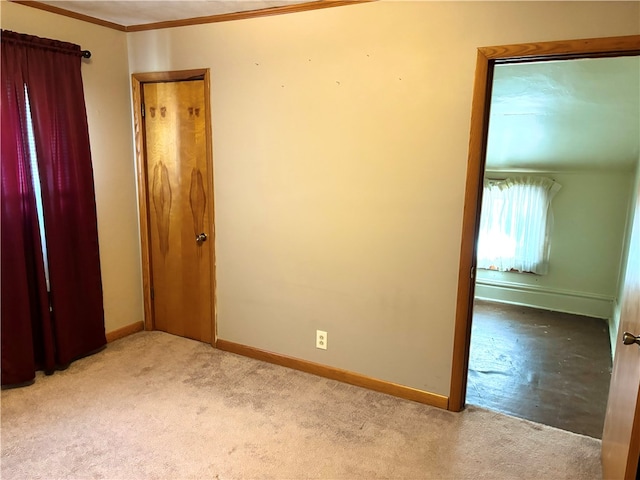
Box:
[623,332,640,346]
[196,233,208,243]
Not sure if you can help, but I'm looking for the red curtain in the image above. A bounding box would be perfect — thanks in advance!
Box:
[1,31,106,386]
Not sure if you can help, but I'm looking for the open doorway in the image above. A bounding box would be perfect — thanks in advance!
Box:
[464,56,639,438]
[448,35,640,478]
[463,56,640,438]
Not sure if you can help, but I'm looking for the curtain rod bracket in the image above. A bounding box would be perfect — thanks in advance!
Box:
[81,50,91,59]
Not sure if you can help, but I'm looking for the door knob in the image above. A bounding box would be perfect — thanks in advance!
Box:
[623,332,640,346]
[195,233,208,243]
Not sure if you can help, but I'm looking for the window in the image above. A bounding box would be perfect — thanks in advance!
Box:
[1,29,106,386]
[24,85,50,290]
[477,176,561,275]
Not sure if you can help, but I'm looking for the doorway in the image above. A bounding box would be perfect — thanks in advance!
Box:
[464,56,638,438]
[449,34,640,479]
[132,69,216,345]
[450,37,640,412]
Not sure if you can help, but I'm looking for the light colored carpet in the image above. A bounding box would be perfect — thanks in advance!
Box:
[1,331,601,479]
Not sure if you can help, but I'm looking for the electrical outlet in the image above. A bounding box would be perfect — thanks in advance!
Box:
[316,330,327,350]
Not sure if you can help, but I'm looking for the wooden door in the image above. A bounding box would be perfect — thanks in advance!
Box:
[602,179,640,479]
[142,80,213,343]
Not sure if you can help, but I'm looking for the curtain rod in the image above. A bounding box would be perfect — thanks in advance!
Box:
[1,30,91,58]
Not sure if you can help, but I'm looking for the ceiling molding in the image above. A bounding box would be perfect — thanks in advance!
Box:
[11,0,375,32]
[11,1,127,31]
[127,1,374,32]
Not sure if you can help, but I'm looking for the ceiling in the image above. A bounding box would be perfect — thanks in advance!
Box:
[31,0,330,28]
[487,55,640,172]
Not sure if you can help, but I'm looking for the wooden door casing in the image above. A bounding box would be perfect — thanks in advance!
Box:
[139,77,214,343]
[447,35,640,478]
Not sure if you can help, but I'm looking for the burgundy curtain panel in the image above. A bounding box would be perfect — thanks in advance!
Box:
[1,31,106,386]
[1,41,49,385]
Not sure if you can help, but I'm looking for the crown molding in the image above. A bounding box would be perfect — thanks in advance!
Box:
[11,0,375,32]
[11,1,127,31]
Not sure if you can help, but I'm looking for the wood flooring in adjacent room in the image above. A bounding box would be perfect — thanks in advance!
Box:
[466,299,612,439]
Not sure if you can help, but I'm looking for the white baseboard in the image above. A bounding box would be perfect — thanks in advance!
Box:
[474,279,613,320]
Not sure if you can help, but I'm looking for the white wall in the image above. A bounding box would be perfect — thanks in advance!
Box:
[476,170,635,319]
[127,1,640,397]
[1,2,144,334]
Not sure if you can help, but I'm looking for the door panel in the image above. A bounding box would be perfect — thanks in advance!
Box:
[143,80,212,343]
[602,180,640,479]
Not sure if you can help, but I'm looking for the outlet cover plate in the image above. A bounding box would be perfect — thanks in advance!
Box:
[316,330,327,350]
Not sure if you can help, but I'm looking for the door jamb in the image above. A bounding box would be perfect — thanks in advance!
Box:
[131,69,217,347]
[449,35,640,412]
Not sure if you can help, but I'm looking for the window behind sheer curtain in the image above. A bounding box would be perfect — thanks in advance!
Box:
[477,176,561,275]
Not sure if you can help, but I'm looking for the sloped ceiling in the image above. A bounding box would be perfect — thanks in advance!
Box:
[487,55,640,172]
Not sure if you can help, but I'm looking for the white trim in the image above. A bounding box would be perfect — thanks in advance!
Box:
[475,278,613,319]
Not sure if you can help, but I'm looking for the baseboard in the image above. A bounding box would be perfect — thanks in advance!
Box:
[215,339,449,409]
[475,280,613,319]
[106,321,145,343]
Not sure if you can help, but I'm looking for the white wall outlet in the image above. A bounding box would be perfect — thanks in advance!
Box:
[316,330,328,350]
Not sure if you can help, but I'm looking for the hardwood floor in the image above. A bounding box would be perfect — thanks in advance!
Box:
[466,299,612,439]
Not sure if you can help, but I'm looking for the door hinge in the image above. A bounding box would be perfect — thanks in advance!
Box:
[141,102,145,118]
[150,286,154,300]
[470,266,476,280]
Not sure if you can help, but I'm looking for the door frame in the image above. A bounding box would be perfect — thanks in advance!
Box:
[449,35,640,412]
[131,69,216,346]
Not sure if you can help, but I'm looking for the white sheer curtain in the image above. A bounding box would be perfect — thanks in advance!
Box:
[477,176,561,275]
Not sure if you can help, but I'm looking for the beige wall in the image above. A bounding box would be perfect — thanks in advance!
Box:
[4,1,637,398]
[1,2,144,334]
[127,1,639,396]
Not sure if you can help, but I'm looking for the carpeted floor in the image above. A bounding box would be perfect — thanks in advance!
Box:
[1,331,601,479]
